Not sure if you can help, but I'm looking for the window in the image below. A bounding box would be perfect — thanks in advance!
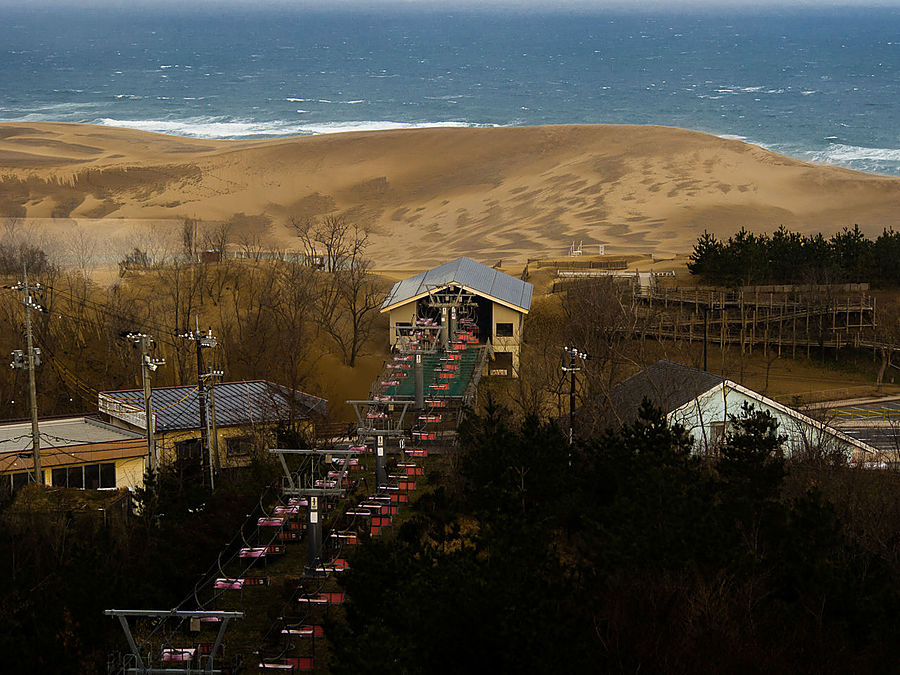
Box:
[67,466,84,489]
[85,464,100,490]
[495,322,514,337]
[100,463,116,488]
[490,351,513,377]
[709,421,726,447]
[226,436,253,458]
[176,438,202,464]
[11,472,29,491]
[50,463,115,489]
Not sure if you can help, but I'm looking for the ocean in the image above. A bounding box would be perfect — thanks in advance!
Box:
[1,6,899,176]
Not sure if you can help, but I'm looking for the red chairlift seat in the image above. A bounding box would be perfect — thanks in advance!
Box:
[288,497,309,507]
[259,656,314,671]
[281,625,325,638]
[258,517,286,527]
[241,576,269,587]
[297,592,344,604]
[406,448,428,457]
[330,531,358,544]
[161,648,195,662]
[314,557,350,574]
[214,578,244,590]
[239,547,267,559]
[274,505,300,516]
[197,642,224,656]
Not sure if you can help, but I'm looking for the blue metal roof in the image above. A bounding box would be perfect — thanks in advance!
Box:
[100,380,327,432]
[381,257,533,312]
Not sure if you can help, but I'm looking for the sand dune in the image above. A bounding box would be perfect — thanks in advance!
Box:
[1,122,899,268]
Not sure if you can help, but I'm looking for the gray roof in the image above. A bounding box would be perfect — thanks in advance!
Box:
[0,416,143,454]
[581,360,723,433]
[100,380,327,433]
[381,257,533,313]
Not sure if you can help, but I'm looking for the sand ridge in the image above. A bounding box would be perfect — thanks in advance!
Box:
[1,122,899,267]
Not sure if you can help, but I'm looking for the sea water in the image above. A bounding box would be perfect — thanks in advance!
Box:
[1,5,898,176]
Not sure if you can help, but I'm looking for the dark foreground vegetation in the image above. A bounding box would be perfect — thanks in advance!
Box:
[1,401,899,673]
[0,461,278,673]
[332,402,900,674]
[689,225,900,287]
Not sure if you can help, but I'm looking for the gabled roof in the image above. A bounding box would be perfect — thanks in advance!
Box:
[596,359,724,428]
[99,380,327,433]
[380,257,533,313]
[581,359,878,456]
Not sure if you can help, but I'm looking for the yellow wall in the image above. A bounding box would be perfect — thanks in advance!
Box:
[387,303,418,345]
[387,297,526,375]
[491,303,525,374]
[117,456,147,489]
[5,455,148,490]
[156,422,313,468]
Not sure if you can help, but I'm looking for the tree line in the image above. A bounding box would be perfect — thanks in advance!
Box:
[0,215,385,427]
[688,225,900,287]
[331,401,900,674]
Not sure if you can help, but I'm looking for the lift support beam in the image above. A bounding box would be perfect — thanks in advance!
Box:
[104,609,242,674]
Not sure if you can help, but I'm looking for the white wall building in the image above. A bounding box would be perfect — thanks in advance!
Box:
[587,360,878,463]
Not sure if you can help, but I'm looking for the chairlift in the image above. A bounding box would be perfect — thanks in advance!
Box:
[258,517,286,527]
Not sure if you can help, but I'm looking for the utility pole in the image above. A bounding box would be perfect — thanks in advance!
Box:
[126,333,165,472]
[202,367,224,483]
[7,267,45,484]
[562,346,591,448]
[180,319,218,490]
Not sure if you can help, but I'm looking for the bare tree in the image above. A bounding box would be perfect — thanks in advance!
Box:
[317,257,382,368]
[182,218,200,262]
[290,214,356,272]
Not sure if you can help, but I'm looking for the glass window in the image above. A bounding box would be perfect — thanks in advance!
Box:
[100,463,116,489]
[85,464,101,490]
[11,472,28,491]
[495,322,514,337]
[176,438,202,463]
[226,436,253,457]
[52,468,67,487]
[67,466,84,489]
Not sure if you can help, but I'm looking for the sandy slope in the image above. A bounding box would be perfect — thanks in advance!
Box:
[1,122,899,268]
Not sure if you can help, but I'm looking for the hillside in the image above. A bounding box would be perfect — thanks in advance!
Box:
[2,123,900,268]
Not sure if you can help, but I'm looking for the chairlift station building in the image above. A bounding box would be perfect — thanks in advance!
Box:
[380,257,533,375]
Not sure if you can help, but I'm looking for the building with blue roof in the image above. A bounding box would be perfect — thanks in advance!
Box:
[99,380,327,470]
[380,257,533,376]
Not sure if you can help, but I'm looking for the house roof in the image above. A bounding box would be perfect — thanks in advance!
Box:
[580,359,878,456]
[380,257,533,313]
[0,416,144,453]
[99,380,327,433]
[593,359,724,429]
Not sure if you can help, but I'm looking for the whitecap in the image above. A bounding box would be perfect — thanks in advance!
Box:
[809,143,900,164]
[92,117,491,139]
